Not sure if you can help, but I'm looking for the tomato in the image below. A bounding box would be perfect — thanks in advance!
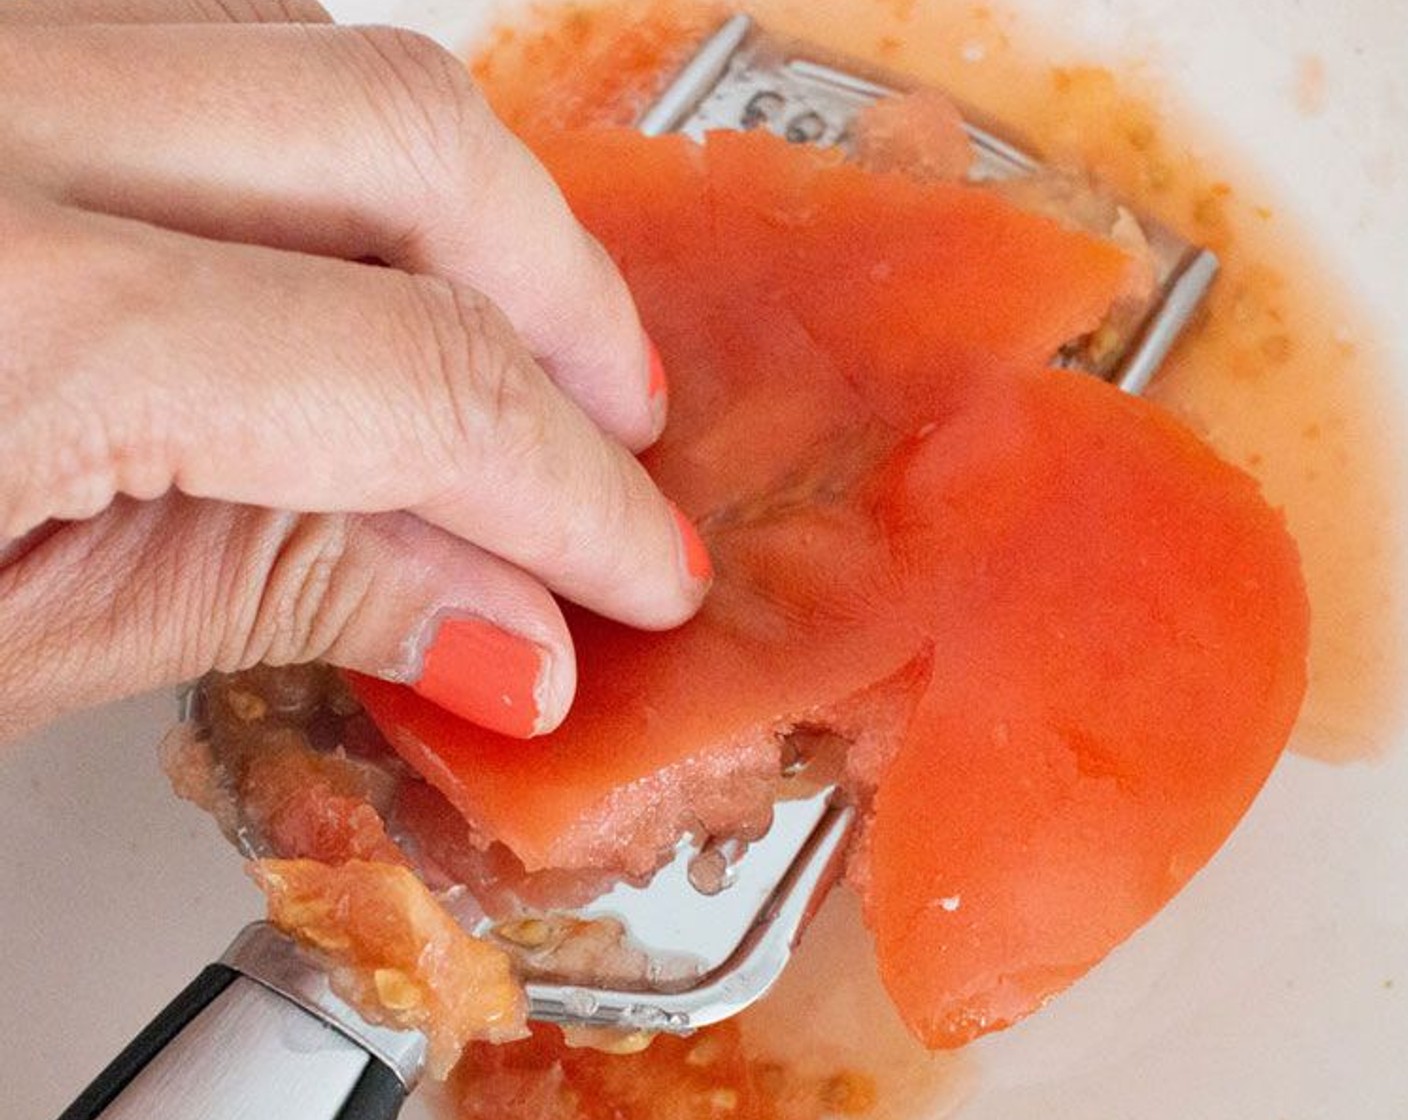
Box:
[351,128,1307,1046]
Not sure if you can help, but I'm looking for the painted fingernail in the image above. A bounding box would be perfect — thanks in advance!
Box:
[646,335,668,431]
[669,502,713,587]
[413,616,553,738]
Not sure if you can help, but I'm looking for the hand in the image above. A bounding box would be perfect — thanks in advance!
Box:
[0,0,711,743]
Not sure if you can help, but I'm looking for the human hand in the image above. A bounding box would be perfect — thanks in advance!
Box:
[0,0,712,743]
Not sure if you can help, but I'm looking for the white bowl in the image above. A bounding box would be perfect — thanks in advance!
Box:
[3,2,1404,1118]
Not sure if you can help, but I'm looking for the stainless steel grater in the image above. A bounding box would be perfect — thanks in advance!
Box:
[62,683,852,1120]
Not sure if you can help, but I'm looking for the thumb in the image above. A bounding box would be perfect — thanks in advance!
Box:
[0,495,576,744]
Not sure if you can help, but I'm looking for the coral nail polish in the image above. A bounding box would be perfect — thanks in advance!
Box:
[646,336,669,434]
[669,502,713,585]
[413,616,550,738]
[646,336,668,402]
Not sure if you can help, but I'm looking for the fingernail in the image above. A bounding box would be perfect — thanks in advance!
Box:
[646,335,668,429]
[646,337,668,399]
[413,616,554,738]
[669,502,713,587]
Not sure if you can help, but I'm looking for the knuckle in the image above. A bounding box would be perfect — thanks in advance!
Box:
[230,513,372,668]
[408,278,552,481]
[345,25,491,198]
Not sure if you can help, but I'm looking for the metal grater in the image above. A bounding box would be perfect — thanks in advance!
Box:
[640,13,1218,395]
[172,680,856,1037]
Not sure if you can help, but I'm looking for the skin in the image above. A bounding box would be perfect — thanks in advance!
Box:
[0,0,711,743]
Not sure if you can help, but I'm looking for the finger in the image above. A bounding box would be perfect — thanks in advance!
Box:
[0,192,710,631]
[0,496,578,745]
[0,22,664,450]
[0,0,329,26]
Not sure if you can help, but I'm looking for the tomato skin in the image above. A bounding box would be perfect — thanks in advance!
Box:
[353,128,1308,1048]
[865,369,1308,1046]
